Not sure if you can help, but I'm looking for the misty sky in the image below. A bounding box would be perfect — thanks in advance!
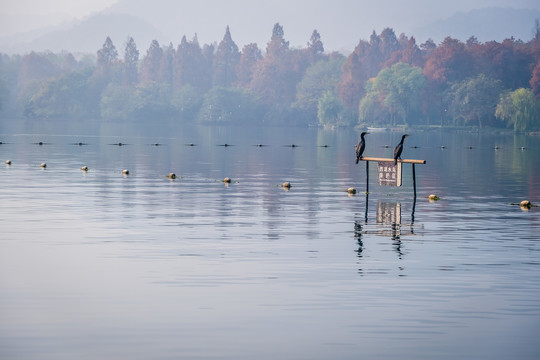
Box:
[2,0,540,52]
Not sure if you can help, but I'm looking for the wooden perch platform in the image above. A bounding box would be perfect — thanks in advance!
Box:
[359,157,426,164]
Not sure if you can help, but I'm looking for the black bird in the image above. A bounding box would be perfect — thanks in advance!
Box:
[393,134,409,165]
[355,132,369,164]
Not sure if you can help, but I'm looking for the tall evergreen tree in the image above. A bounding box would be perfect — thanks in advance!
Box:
[306,29,324,63]
[140,39,163,84]
[96,36,118,72]
[213,26,240,87]
[123,36,139,85]
[236,43,262,86]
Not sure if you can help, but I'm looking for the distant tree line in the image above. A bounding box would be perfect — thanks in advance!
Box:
[1,22,540,131]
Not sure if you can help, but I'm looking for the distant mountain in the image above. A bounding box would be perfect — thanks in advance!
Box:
[413,7,540,43]
[1,13,164,55]
[1,2,539,56]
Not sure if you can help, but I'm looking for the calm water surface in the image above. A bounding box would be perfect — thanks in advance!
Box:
[1,121,539,360]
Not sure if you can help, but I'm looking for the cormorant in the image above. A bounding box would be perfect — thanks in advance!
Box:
[393,134,409,165]
[355,132,369,164]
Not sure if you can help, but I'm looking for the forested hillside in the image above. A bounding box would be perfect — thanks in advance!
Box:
[1,23,540,131]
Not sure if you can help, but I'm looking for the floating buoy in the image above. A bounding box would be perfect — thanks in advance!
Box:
[38,141,44,146]
[468,146,473,149]
[40,163,47,168]
[440,146,446,149]
[347,187,357,195]
[282,182,291,189]
[117,142,123,146]
[81,166,88,171]
[168,172,177,179]
[520,200,532,209]
[428,194,440,201]
[5,160,11,165]
[223,177,231,183]
[122,169,130,175]
[494,146,500,150]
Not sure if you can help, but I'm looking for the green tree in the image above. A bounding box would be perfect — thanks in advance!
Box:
[496,88,540,131]
[23,68,92,118]
[171,84,203,122]
[370,62,427,125]
[131,82,175,118]
[447,74,503,128]
[294,55,345,121]
[99,83,133,121]
[197,86,263,124]
[317,90,346,127]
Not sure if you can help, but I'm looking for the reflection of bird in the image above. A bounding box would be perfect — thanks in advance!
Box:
[355,132,369,164]
[393,134,409,165]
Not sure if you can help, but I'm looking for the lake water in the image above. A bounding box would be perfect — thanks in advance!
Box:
[1,120,540,360]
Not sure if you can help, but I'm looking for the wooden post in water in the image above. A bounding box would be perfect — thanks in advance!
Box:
[366,161,369,194]
[412,163,417,199]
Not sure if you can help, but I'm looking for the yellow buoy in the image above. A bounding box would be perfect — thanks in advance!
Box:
[223,177,232,183]
[40,163,47,168]
[428,194,440,201]
[347,187,357,195]
[520,200,531,209]
[81,166,88,171]
[122,169,130,175]
[168,172,177,179]
[5,160,11,165]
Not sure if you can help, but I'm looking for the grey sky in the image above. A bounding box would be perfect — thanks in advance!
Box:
[1,0,540,53]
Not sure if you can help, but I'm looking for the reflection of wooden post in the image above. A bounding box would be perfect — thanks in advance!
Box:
[412,163,416,198]
[366,161,369,194]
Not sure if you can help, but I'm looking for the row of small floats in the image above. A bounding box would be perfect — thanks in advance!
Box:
[3,158,535,209]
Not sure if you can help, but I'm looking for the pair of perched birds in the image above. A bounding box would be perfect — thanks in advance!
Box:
[355,133,409,165]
